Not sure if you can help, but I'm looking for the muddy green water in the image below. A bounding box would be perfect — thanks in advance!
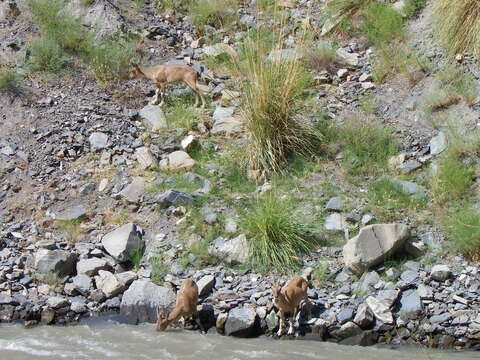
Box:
[0,323,478,360]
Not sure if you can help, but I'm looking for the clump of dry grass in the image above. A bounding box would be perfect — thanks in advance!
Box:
[234,34,321,175]
[433,0,480,59]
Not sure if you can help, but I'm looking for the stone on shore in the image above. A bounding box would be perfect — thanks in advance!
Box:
[120,279,176,323]
[101,223,144,262]
[224,307,259,337]
[343,224,410,275]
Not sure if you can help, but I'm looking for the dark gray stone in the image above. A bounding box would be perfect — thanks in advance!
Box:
[224,307,259,337]
[155,190,194,208]
[33,249,76,277]
[101,223,144,262]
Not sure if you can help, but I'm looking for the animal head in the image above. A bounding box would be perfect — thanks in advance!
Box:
[129,64,144,79]
[271,283,282,302]
[156,307,168,331]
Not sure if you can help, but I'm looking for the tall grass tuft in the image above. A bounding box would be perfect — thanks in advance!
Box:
[242,194,314,273]
[433,0,480,60]
[28,37,68,73]
[235,35,321,174]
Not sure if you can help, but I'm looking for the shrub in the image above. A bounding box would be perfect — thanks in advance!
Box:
[57,219,82,243]
[155,0,192,13]
[305,42,337,73]
[431,154,475,204]
[360,1,405,46]
[242,194,314,273]
[127,243,145,270]
[403,0,427,17]
[86,36,136,86]
[313,261,330,287]
[339,115,398,175]
[150,252,168,285]
[189,0,240,30]
[423,86,461,113]
[0,67,21,93]
[29,0,90,53]
[236,38,321,174]
[433,0,480,60]
[28,37,68,73]
[443,207,480,261]
[437,65,479,106]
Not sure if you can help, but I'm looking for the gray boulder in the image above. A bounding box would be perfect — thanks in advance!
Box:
[52,204,87,221]
[120,279,176,323]
[224,307,259,337]
[47,296,69,309]
[353,303,374,329]
[399,290,422,320]
[431,265,452,282]
[197,275,215,297]
[366,296,394,324]
[33,249,76,277]
[118,177,145,204]
[72,274,92,295]
[155,190,195,207]
[331,321,362,340]
[77,258,109,276]
[211,235,248,264]
[430,132,447,156]
[343,224,410,275]
[88,132,108,151]
[139,105,167,130]
[101,223,144,262]
[96,270,124,298]
[135,147,157,170]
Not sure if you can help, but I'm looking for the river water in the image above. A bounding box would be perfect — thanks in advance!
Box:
[0,322,478,360]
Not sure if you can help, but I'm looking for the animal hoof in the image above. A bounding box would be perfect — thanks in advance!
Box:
[276,330,283,337]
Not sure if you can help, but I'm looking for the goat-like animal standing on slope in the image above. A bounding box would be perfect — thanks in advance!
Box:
[272,276,310,336]
[156,278,205,333]
[130,63,206,108]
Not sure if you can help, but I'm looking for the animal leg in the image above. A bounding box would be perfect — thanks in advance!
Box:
[185,79,205,108]
[158,84,166,107]
[277,310,285,337]
[150,88,160,105]
[288,308,298,335]
[193,310,205,333]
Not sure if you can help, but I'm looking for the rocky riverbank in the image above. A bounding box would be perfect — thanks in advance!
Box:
[1,0,480,352]
[1,220,480,350]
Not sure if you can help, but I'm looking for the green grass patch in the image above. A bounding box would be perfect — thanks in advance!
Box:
[56,219,82,243]
[126,243,145,270]
[0,67,21,93]
[150,252,168,285]
[430,154,475,205]
[313,261,330,287]
[28,37,69,73]
[403,0,427,17]
[437,65,479,107]
[29,0,91,54]
[339,115,398,176]
[360,1,405,46]
[189,0,240,31]
[165,102,199,131]
[368,177,426,217]
[242,193,315,273]
[443,206,480,261]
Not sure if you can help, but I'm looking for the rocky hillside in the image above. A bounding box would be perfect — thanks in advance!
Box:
[1,0,480,350]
